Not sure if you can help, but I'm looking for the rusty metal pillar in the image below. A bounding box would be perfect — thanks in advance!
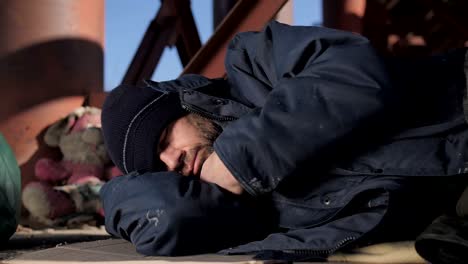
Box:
[0,0,104,187]
[0,0,104,121]
[323,0,366,33]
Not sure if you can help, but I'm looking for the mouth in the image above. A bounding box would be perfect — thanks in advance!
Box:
[192,150,201,177]
[181,149,198,177]
[183,146,209,177]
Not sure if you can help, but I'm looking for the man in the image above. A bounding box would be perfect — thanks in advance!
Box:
[101,21,468,260]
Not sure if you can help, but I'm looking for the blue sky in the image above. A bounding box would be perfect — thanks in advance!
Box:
[105,0,322,91]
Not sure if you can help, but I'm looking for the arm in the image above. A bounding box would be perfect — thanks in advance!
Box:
[100,171,272,256]
[213,22,395,196]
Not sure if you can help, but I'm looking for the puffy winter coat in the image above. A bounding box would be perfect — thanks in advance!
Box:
[101,22,468,260]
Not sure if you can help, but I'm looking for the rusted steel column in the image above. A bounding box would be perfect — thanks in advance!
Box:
[0,0,104,122]
[323,0,366,33]
[0,0,104,187]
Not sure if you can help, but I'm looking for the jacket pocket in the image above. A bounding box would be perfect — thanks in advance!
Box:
[271,176,366,229]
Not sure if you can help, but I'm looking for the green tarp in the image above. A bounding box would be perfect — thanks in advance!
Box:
[0,133,21,241]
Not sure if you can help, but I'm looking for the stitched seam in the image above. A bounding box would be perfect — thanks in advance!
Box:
[122,93,166,173]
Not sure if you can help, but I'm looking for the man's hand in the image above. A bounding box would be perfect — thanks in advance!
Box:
[200,152,244,195]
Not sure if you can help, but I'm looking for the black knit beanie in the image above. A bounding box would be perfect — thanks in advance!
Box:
[101,83,186,174]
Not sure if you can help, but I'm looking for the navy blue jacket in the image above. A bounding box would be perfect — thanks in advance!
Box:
[101,22,468,260]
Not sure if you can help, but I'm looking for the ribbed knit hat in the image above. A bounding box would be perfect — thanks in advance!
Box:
[101,83,186,174]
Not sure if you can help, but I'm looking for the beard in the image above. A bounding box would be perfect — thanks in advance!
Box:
[186,113,222,146]
[181,144,213,176]
[180,114,222,176]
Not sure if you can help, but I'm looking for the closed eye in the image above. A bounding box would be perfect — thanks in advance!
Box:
[157,128,169,154]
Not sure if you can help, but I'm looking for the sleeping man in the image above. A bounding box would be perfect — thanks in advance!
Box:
[100,21,468,261]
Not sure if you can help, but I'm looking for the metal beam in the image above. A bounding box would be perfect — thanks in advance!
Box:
[175,1,202,66]
[213,0,238,30]
[122,0,201,85]
[182,0,288,78]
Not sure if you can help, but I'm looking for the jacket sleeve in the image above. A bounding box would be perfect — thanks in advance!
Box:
[214,21,396,196]
[100,171,272,256]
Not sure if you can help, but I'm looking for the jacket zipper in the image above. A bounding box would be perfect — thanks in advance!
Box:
[181,103,237,122]
[281,236,357,260]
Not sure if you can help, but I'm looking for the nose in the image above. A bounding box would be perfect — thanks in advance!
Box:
[159,146,184,172]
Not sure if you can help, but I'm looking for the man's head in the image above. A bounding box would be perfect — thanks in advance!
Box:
[157,113,221,176]
[101,76,222,175]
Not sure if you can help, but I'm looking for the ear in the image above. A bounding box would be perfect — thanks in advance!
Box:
[43,114,77,147]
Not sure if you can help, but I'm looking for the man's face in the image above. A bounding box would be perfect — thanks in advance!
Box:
[156,114,219,177]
